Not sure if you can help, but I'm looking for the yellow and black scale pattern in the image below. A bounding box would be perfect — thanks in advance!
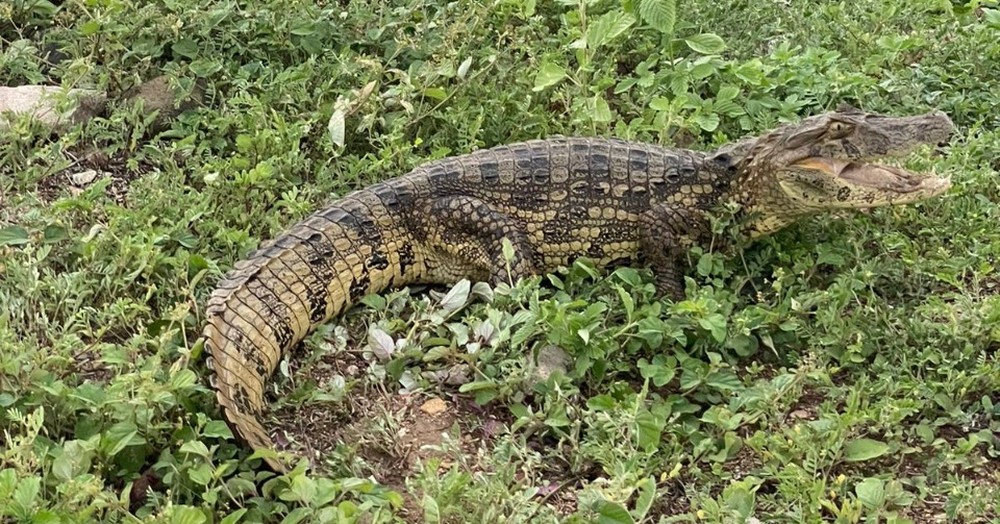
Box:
[203,107,954,471]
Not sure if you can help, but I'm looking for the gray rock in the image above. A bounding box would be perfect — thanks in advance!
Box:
[0,85,106,131]
[123,75,203,132]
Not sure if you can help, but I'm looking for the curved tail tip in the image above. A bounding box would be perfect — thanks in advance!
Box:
[222,405,299,473]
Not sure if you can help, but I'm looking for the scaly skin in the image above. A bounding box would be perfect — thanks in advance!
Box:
[202,105,954,471]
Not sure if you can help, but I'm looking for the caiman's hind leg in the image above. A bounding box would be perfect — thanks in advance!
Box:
[425,195,537,286]
[639,203,704,301]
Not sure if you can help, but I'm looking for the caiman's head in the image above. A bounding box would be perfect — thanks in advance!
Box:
[719,104,954,236]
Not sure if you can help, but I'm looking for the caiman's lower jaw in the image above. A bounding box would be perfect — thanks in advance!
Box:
[837,160,950,195]
[792,157,951,200]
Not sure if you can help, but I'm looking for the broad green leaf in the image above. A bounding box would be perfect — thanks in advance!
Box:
[533,63,567,91]
[635,409,664,451]
[280,508,310,524]
[33,510,60,524]
[591,95,612,123]
[203,420,233,439]
[101,422,141,456]
[474,389,499,405]
[669,75,689,95]
[690,61,717,80]
[42,225,69,244]
[587,394,617,411]
[638,0,676,36]
[170,505,207,524]
[588,11,636,50]
[693,112,720,132]
[696,253,715,276]
[705,370,741,391]
[170,368,198,389]
[698,312,727,341]
[278,474,317,503]
[0,226,30,246]
[638,357,676,387]
[188,463,213,485]
[0,469,18,499]
[501,237,516,262]
[649,97,672,112]
[716,85,740,101]
[458,380,497,392]
[685,33,726,54]
[80,20,101,36]
[172,39,199,59]
[289,24,315,36]
[13,476,40,516]
[220,509,248,524]
[189,58,222,77]
[597,501,635,524]
[545,405,570,428]
[843,438,890,462]
[733,59,766,85]
[51,451,75,482]
[179,440,211,458]
[633,476,656,519]
[616,285,634,318]
[985,8,1000,27]
[713,99,744,117]
[471,281,494,301]
[423,494,441,523]
[511,321,539,347]
[423,87,447,101]
[297,37,323,55]
[855,477,886,509]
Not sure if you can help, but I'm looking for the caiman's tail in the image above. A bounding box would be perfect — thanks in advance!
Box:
[202,187,412,471]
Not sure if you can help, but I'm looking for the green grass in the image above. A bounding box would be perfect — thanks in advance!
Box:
[1,0,998,522]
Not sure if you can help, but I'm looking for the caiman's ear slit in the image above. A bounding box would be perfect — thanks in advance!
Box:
[710,152,736,171]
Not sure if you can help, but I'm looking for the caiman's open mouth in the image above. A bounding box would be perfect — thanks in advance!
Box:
[792,157,951,195]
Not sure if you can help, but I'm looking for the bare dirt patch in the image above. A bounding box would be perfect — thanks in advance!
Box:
[268,333,515,498]
[723,445,765,481]
[649,480,692,517]
[36,148,148,205]
[786,383,828,422]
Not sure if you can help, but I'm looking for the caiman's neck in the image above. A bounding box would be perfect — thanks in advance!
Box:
[709,139,801,239]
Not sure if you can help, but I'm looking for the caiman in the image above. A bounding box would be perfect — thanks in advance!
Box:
[202,104,954,471]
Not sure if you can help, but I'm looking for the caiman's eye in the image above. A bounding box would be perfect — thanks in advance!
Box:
[826,121,854,139]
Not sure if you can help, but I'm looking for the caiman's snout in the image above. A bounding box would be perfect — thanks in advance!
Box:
[886,110,955,151]
[773,107,956,211]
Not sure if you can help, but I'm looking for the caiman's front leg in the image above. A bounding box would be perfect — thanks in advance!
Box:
[639,203,705,301]
[427,195,536,286]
